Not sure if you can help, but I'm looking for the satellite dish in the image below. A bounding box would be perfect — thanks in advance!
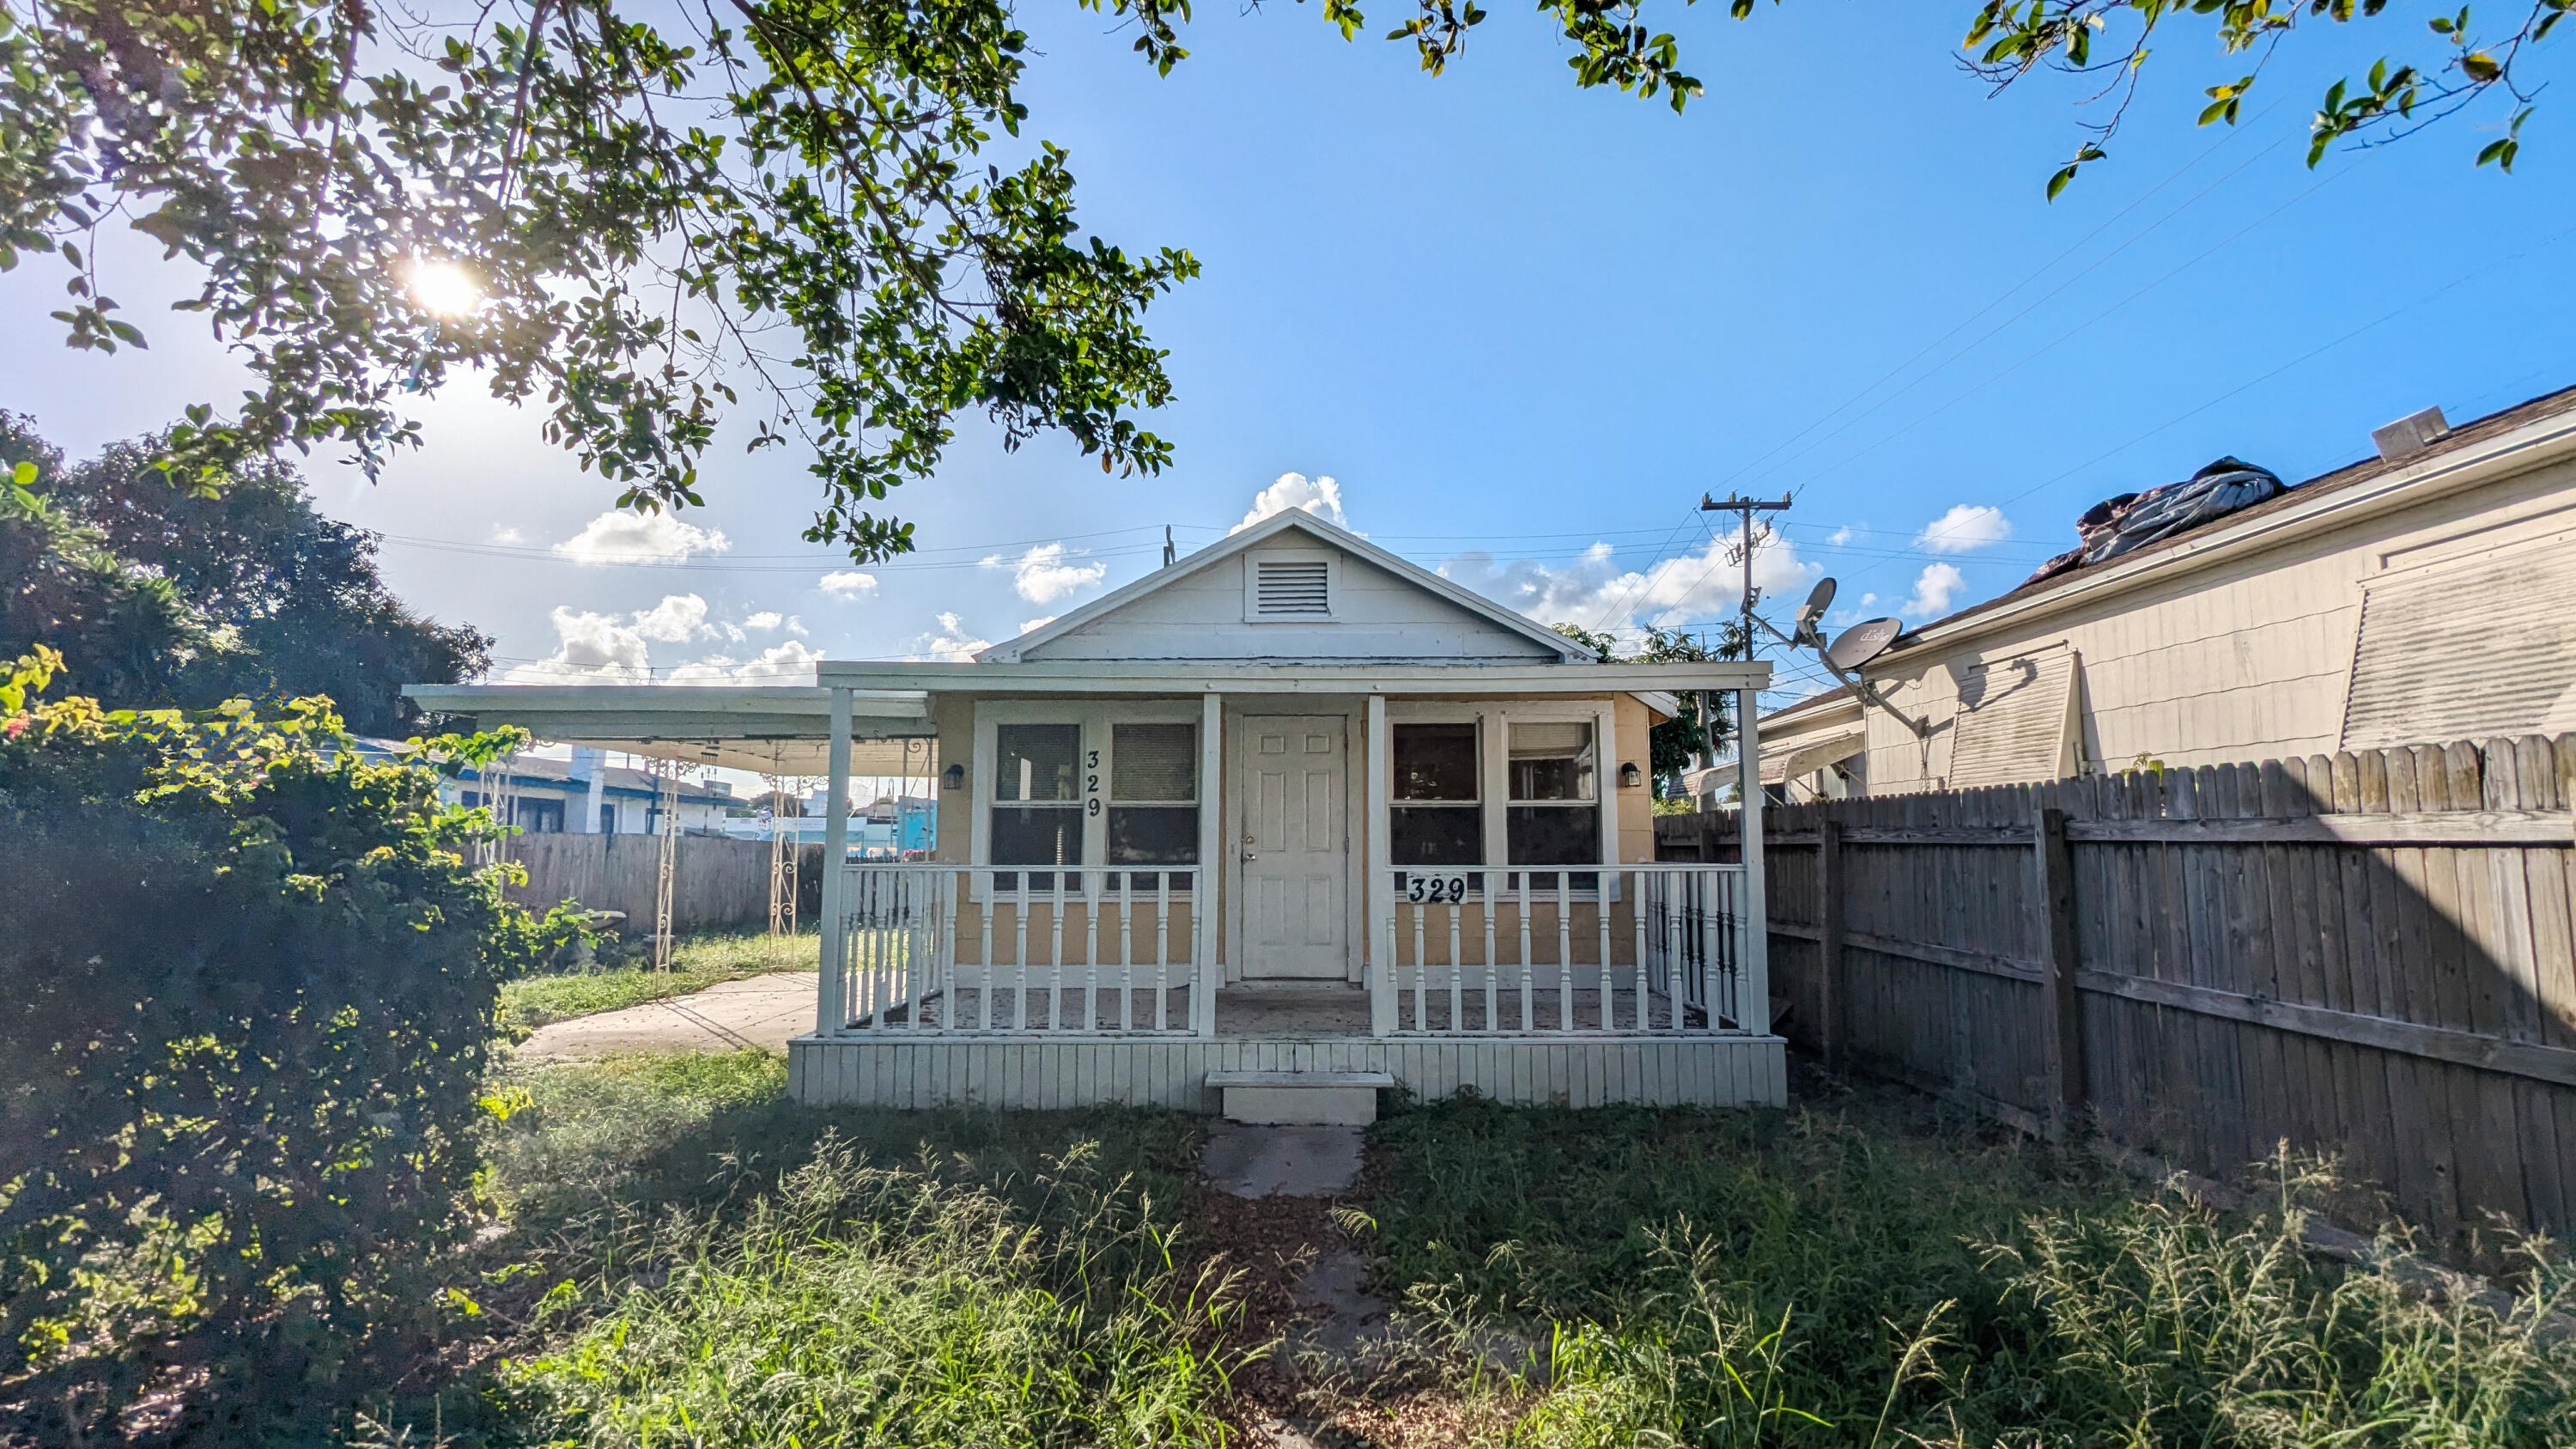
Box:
[1824,617,1903,673]
[1793,577,1837,644]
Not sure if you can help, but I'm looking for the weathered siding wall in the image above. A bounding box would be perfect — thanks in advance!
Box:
[505,832,774,933]
[1853,447,2576,791]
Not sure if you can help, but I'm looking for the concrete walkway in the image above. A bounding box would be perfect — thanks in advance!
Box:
[518,971,819,1060]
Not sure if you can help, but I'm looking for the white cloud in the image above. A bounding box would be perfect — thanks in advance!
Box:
[1913,504,2013,555]
[501,606,653,684]
[743,611,784,631]
[1020,616,1057,635]
[1825,526,1854,547]
[1903,563,1967,618]
[982,542,1107,605]
[490,525,527,545]
[551,508,732,564]
[819,570,878,599]
[629,593,713,642]
[782,615,808,636]
[1438,524,1815,638]
[905,612,992,662]
[666,640,826,685]
[1231,472,1349,534]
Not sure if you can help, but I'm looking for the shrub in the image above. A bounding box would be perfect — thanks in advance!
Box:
[0,656,537,1440]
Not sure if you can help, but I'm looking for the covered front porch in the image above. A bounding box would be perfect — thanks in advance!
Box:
[411,646,1783,1111]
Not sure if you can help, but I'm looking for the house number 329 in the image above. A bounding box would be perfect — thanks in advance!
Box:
[1406,875,1468,903]
[1085,750,1102,817]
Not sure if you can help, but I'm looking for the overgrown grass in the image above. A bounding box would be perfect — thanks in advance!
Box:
[497,928,819,1033]
[440,1051,1241,1448]
[1364,1090,2576,1447]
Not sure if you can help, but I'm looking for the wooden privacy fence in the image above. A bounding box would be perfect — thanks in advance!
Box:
[503,832,775,934]
[1661,733,2576,1245]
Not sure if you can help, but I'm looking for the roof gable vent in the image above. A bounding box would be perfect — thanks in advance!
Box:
[1248,554,1333,619]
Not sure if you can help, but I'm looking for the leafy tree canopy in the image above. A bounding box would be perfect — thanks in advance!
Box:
[3,0,2550,562]
[0,414,490,732]
[1554,620,1746,795]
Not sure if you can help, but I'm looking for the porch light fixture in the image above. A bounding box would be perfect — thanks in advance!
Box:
[1619,761,1643,789]
[941,763,965,790]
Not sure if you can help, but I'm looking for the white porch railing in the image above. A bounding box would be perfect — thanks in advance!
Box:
[822,865,1210,1037]
[1378,863,1752,1035]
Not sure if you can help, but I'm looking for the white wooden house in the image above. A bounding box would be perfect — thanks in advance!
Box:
[1754,386,2576,796]
[413,510,1780,1115]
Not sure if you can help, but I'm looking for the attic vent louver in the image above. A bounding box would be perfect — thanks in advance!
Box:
[1253,558,1331,616]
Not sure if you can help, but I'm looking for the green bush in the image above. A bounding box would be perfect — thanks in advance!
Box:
[0,661,537,1440]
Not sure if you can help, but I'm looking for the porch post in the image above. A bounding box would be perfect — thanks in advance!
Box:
[817,686,853,1036]
[1194,691,1222,1037]
[1736,684,1769,1033]
[1365,694,1394,1037]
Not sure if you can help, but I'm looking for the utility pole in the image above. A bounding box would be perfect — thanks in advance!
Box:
[1696,493,1792,783]
[1698,492,1793,661]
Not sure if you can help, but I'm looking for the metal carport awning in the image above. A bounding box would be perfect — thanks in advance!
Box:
[400,684,937,776]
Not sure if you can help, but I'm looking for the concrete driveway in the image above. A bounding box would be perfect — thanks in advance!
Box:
[518,971,819,1060]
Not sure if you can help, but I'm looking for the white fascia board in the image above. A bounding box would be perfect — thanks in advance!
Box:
[1632,691,1680,721]
[816,660,1771,694]
[977,509,1596,665]
[1883,407,2576,664]
[400,684,935,735]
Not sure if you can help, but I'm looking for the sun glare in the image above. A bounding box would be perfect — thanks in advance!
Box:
[404,258,485,319]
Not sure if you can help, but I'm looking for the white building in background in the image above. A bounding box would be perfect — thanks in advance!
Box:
[1753,385,2576,798]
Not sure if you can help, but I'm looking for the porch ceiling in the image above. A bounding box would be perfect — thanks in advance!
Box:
[399,684,938,776]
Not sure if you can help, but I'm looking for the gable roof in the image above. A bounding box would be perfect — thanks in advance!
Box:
[976,508,1596,665]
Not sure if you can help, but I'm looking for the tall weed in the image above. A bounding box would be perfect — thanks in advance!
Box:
[504,1136,1245,1448]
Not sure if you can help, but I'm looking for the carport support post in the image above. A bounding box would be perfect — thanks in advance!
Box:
[1737,685,1769,1032]
[817,686,853,1037]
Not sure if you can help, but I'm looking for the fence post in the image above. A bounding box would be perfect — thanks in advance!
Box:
[2034,805,2086,1139]
[1818,817,1844,1069]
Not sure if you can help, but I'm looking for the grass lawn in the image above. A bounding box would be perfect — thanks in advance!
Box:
[496,928,821,1033]
[366,1061,2576,1447]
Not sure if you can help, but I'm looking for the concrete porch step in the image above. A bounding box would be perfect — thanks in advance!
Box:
[1205,1069,1395,1125]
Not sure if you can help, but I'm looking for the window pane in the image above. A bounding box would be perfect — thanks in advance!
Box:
[1109,805,1198,864]
[1507,804,1600,865]
[996,724,1078,802]
[1391,806,1483,865]
[1112,723,1196,802]
[990,804,1084,865]
[1394,723,1478,801]
[1509,721,1595,801]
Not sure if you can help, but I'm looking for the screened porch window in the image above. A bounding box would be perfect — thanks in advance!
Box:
[1107,721,1198,890]
[992,722,1081,890]
[1507,720,1600,885]
[1391,722,1482,866]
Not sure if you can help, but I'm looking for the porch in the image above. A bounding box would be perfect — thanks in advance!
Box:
[798,841,1776,1109]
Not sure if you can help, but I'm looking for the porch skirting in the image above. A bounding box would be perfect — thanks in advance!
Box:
[787,1034,1787,1111]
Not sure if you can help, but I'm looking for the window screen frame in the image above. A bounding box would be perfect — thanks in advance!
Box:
[1382,700,1621,896]
[972,700,1207,898]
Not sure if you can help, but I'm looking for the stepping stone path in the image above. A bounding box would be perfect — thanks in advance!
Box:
[1200,1123,1395,1447]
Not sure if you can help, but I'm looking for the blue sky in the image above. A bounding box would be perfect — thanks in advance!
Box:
[5,3,2571,714]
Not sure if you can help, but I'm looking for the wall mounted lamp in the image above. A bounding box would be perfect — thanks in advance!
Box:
[941,763,966,790]
[1618,761,1643,789]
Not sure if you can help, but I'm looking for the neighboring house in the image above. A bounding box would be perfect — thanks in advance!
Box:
[726,794,937,857]
[354,738,734,833]
[409,509,1779,1115]
[1757,385,2576,796]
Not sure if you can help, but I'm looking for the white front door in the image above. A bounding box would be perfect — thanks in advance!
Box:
[1239,715,1349,979]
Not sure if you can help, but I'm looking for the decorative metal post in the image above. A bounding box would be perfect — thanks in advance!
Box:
[817,688,853,1036]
